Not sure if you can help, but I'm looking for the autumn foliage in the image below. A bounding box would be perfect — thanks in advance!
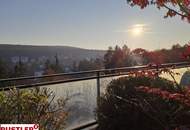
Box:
[97,73,190,130]
[0,88,67,130]
[136,86,190,107]
[127,0,190,22]
[104,44,188,69]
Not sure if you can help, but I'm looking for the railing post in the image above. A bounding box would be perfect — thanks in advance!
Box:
[156,64,159,77]
[97,72,100,100]
[17,89,20,123]
[96,71,101,122]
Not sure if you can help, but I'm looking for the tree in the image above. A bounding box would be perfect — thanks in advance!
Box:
[43,54,63,75]
[132,48,149,64]
[0,58,8,79]
[104,45,132,69]
[122,45,133,67]
[145,51,165,64]
[112,45,125,67]
[44,59,51,71]
[122,44,130,55]
[78,58,103,71]
[71,61,78,72]
[127,0,190,22]
[78,59,93,71]
[104,46,115,69]
[182,42,190,60]
[172,44,182,50]
[52,54,63,73]
[94,58,104,69]
[13,57,28,77]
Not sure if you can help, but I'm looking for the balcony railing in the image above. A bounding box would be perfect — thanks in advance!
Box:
[0,62,190,130]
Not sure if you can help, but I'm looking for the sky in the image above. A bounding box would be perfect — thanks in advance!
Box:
[0,0,189,50]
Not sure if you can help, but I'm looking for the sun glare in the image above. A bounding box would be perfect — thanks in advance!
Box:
[130,24,145,36]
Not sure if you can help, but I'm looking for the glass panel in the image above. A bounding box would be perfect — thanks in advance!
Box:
[160,67,190,85]
[100,75,126,94]
[42,79,97,129]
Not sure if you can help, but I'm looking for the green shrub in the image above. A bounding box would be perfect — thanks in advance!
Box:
[0,87,67,130]
[97,76,190,130]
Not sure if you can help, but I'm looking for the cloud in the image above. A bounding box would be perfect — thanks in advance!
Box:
[115,24,154,34]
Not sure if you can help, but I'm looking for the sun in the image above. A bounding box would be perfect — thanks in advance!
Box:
[132,26,143,35]
[130,24,145,36]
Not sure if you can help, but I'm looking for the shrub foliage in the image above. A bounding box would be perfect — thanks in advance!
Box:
[0,87,67,130]
[97,76,190,130]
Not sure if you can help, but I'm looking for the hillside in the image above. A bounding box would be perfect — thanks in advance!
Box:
[0,44,106,66]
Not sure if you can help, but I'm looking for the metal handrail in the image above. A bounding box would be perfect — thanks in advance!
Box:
[70,120,97,130]
[0,61,189,83]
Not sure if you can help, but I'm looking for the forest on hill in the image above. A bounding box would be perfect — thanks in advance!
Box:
[0,43,189,79]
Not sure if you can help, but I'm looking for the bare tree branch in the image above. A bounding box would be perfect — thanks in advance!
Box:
[163,4,188,17]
